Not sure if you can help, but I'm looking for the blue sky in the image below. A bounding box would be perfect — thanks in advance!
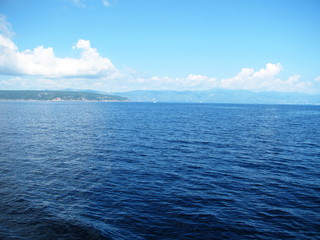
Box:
[0,0,319,92]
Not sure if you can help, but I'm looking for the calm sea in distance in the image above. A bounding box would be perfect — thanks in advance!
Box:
[0,102,319,239]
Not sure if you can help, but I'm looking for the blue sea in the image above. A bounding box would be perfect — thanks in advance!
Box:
[0,102,319,240]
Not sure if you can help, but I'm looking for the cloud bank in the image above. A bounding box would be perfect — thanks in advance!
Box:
[68,0,111,8]
[0,32,118,78]
[219,63,313,93]
[133,63,314,93]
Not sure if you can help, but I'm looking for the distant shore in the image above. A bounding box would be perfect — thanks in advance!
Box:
[0,99,129,102]
[0,90,128,102]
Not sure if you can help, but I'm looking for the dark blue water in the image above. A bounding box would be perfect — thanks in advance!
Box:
[0,102,319,240]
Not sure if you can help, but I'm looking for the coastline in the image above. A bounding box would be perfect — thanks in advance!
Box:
[0,99,129,102]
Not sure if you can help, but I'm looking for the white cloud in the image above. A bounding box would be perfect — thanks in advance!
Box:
[68,0,113,8]
[69,0,85,8]
[178,74,217,88]
[0,15,13,38]
[126,63,314,93]
[252,63,282,79]
[102,0,111,7]
[1,60,314,93]
[73,39,91,49]
[315,76,320,82]
[126,74,217,91]
[219,63,313,93]
[0,30,119,78]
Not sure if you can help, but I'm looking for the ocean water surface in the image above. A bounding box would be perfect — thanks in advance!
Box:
[0,102,319,239]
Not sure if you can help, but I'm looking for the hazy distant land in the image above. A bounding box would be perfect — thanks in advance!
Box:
[0,90,128,102]
[1,89,320,104]
[115,89,320,105]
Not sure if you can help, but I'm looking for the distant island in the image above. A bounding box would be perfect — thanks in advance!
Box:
[0,90,128,102]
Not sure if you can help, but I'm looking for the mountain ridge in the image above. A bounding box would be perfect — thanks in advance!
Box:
[114,89,320,105]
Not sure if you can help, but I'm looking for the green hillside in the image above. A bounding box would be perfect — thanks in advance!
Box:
[0,90,128,101]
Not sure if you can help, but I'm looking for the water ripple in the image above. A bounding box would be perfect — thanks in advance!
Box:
[1,102,320,239]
